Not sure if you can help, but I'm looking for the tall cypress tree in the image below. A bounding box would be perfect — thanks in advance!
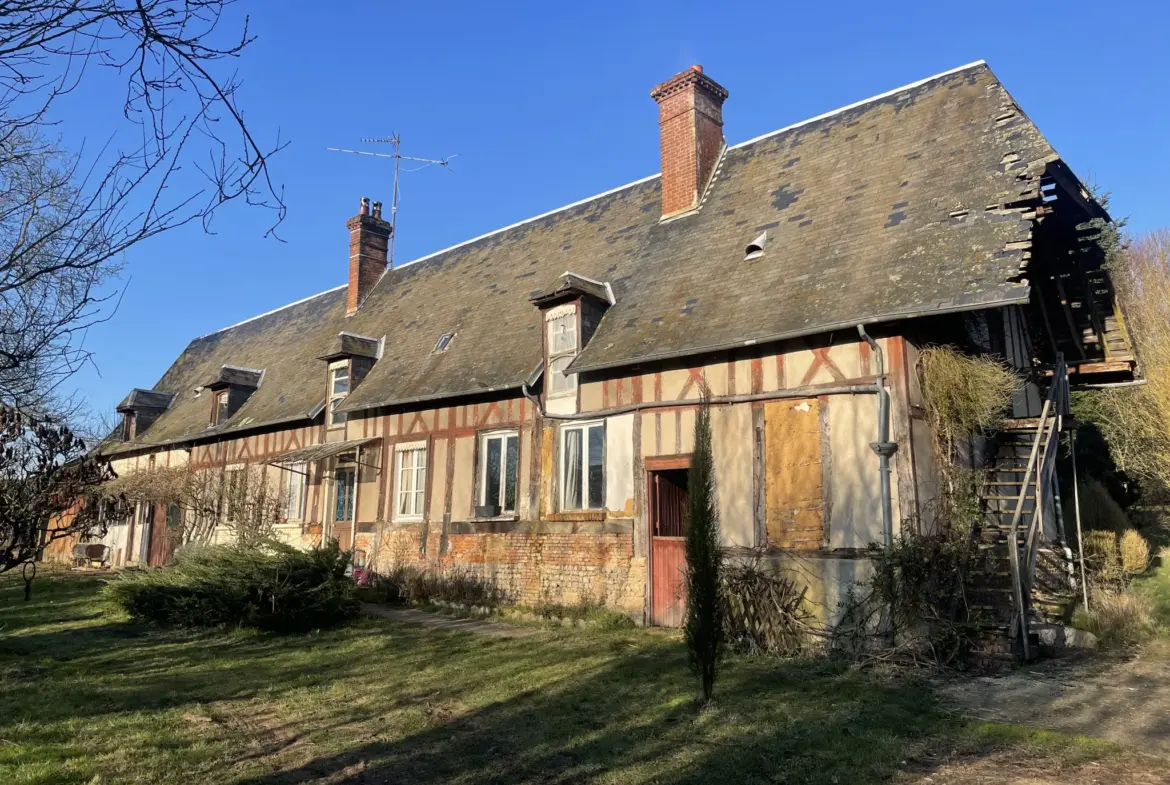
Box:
[685,388,723,703]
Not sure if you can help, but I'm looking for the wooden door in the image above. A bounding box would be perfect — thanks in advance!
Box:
[332,468,355,551]
[649,468,689,627]
[148,504,179,567]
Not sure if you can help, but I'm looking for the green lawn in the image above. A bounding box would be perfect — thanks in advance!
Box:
[0,572,1114,785]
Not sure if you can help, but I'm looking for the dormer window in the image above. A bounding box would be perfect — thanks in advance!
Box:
[546,307,578,397]
[317,332,380,427]
[329,361,350,427]
[203,366,262,427]
[116,388,175,440]
[213,390,231,425]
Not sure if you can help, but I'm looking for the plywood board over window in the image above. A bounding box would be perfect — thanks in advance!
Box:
[764,398,823,549]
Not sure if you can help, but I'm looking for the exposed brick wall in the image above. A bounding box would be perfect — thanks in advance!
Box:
[358,525,646,619]
[346,198,392,315]
[651,65,728,218]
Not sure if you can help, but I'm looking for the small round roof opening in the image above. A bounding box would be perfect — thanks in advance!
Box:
[744,231,767,261]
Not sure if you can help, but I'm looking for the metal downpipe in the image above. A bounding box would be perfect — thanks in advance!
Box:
[857,325,896,548]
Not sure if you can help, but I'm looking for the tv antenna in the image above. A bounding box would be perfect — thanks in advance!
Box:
[327,135,458,267]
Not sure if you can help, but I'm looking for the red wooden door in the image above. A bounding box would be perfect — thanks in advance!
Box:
[649,469,689,627]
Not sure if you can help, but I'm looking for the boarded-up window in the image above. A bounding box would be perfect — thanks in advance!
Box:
[764,398,823,549]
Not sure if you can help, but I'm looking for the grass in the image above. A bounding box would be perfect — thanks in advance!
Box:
[0,571,1129,785]
[1133,546,1170,631]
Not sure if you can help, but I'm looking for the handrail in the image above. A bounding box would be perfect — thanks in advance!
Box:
[1004,354,1069,661]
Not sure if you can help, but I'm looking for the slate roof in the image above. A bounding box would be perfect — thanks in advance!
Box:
[105,61,1070,454]
[206,365,264,389]
[116,389,175,412]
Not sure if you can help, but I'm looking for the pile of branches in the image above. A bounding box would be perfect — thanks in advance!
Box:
[721,550,814,656]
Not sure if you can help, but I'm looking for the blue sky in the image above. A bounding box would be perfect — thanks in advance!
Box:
[62,1,1169,418]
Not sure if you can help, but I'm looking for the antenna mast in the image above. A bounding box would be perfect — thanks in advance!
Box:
[327,135,457,267]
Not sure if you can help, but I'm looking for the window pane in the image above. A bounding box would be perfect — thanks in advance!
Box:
[332,368,349,395]
[587,425,605,509]
[216,394,229,424]
[563,429,582,509]
[330,397,346,426]
[397,448,426,518]
[549,356,576,394]
[548,313,577,353]
[485,437,501,508]
[413,456,427,515]
[504,435,518,512]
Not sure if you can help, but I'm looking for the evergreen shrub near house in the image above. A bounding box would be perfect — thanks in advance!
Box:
[685,388,723,702]
[103,540,359,633]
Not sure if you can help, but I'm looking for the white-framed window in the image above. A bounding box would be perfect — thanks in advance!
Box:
[560,421,604,510]
[283,462,307,521]
[545,306,578,397]
[328,361,349,427]
[478,430,519,515]
[394,441,428,521]
[213,389,230,425]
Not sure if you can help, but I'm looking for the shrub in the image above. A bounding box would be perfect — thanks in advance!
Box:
[1075,587,1156,647]
[103,540,359,633]
[917,346,1017,464]
[373,564,502,608]
[1083,527,1152,587]
[868,521,981,666]
[1120,529,1152,577]
[685,389,723,702]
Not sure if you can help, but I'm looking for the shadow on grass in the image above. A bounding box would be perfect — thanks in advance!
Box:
[228,643,946,785]
[0,574,1055,785]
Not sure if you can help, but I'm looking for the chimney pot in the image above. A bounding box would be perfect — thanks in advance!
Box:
[651,66,729,218]
[345,198,392,315]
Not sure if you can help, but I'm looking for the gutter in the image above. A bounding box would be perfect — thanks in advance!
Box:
[567,295,1031,377]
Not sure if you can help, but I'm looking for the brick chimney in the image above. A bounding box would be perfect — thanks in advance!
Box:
[650,65,729,218]
[345,196,392,315]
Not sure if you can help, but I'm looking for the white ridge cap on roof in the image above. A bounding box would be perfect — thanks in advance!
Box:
[196,284,347,339]
[731,60,988,151]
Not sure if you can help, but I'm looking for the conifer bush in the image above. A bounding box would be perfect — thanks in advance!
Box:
[103,540,359,632]
[685,389,723,702]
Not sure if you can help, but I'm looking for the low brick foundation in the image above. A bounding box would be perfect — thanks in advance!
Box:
[355,524,646,620]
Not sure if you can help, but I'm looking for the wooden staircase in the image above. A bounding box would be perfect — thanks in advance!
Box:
[968,358,1077,660]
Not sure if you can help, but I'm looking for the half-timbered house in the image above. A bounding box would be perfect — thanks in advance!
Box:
[95,61,1133,629]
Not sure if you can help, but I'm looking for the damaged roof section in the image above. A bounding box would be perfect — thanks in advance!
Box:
[319,332,381,361]
[106,62,1078,453]
[530,272,615,308]
[570,65,1057,372]
[205,365,264,389]
[116,389,175,413]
